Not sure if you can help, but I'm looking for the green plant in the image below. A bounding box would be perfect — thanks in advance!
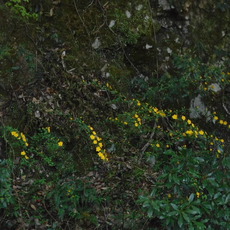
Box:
[5,0,38,20]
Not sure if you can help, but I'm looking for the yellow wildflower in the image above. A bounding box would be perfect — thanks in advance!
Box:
[214,116,218,120]
[124,122,128,125]
[220,139,224,143]
[11,131,19,138]
[156,143,160,148]
[98,152,109,161]
[90,135,96,140]
[219,120,224,124]
[223,121,228,125]
[167,194,172,198]
[196,192,201,198]
[97,137,102,141]
[172,114,178,120]
[96,146,101,152]
[186,130,193,135]
[134,114,139,118]
[21,133,27,143]
[187,119,192,125]
[92,131,97,135]
[25,155,29,160]
[93,140,98,144]
[98,142,103,148]
[181,115,186,121]
[58,141,63,147]
[199,130,204,135]
[46,127,51,133]
[21,151,26,156]
[135,122,139,127]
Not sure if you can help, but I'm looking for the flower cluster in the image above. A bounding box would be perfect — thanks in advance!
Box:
[20,150,29,159]
[134,114,142,127]
[11,131,29,146]
[88,126,109,161]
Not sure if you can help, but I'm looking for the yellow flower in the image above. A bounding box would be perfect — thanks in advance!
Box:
[89,126,94,130]
[219,120,224,124]
[167,194,172,198]
[90,135,96,140]
[92,131,97,135]
[46,127,51,133]
[98,152,109,161]
[181,115,186,121]
[97,137,102,141]
[21,133,27,143]
[21,151,26,156]
[199,130,204,135]
[196,192,201,198]
[153,107,158,113]
[220,139,224,143]
[96,146,101,152]
[137,101,141,106]
[214,116,218,120]
[11,131,19,138]
[156,143,160,148]
[187,119,192,125]
[98,142,103,148]
[124,122,128,125]
[223,121,228,125]
[58,141,63,147]
[93,140,98,144]
[25,155,29,160]
[172,114,178,120]
[135,122,139,127]
[134,114,139,118]
[186,130,193,135]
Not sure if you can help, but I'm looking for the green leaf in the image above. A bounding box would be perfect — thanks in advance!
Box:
[182,212,190,222]
[171,203,179,211]
[188,193,195,202]
[178,214,184,228]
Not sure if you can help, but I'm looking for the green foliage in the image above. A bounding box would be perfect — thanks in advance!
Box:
[5,0,38,21]
[0,159,15,209]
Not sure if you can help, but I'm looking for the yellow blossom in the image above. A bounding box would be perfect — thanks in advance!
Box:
[98,142,103,148]
[223,121,228,125]
[199,130,204,135]
[187,119,192,125]
[90,135,96,140]
[172,114,178,120]
[214,116,218,120]
[98,152,109,161]
[93,140,98,144]
[181,115,186,120]
[21,151,26,156]
[25,155,29,160]
[58,141,63,147]
[11,131,19,138]
[96,146,101,152]
[124,122,128,125]
[135,122,139,127]
[134,114,139,118]
[46,127,51,133]
[156,143,160,148]
[167,194,172,198]
[97,137,102,141]
[220,139,224,143]
[196,192,201,198]
[21,133,27,143]
[219,120,224,124]
[186,130,193,135]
